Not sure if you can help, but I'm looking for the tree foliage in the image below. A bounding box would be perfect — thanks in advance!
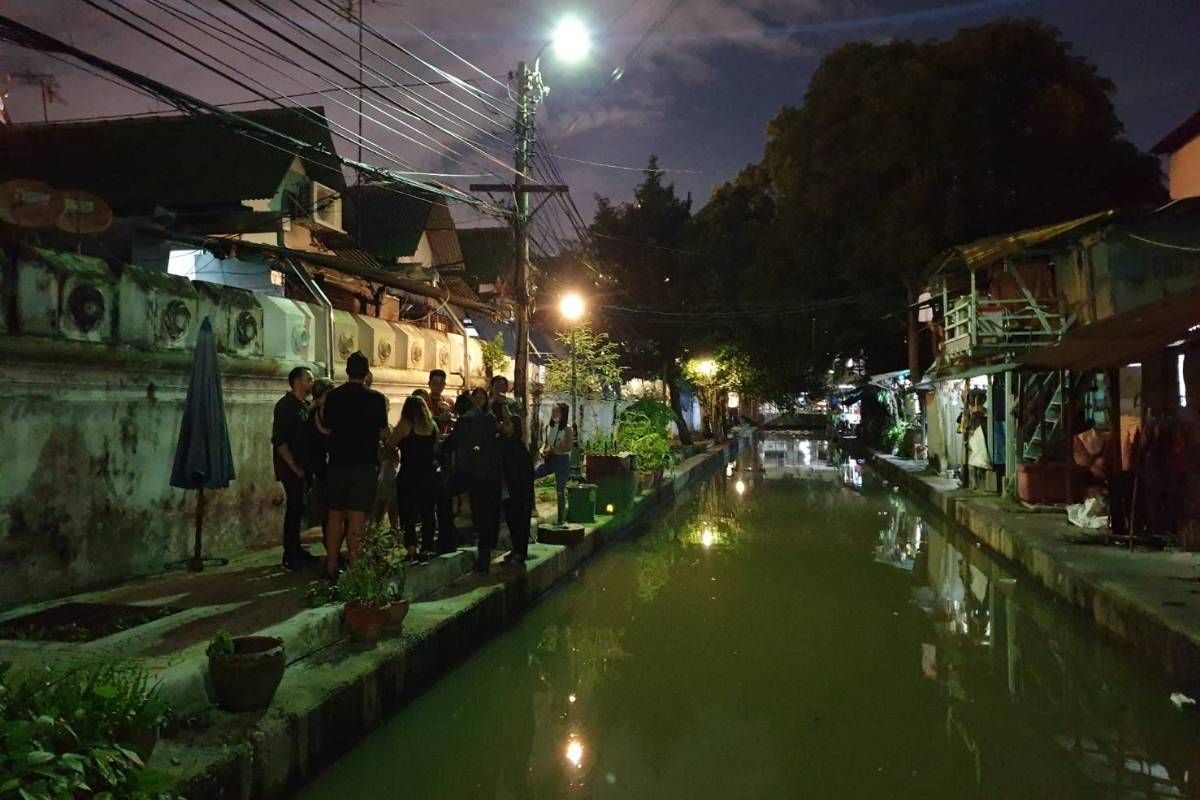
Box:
[682,18,1164,391]
[590,156,696,441]
[544,325,623,398]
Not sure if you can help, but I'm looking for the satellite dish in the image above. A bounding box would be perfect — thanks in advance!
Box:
[56,190,113,234]
[0,179,64,228]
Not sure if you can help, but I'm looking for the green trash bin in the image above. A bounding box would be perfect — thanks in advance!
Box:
[566,483,597,524]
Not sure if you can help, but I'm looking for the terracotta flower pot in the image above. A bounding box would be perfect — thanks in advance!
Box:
[208,636,286,712]
[345,601,390,643]
[384,598,411,632]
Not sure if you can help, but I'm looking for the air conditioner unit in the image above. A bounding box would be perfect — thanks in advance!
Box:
[309,181,342,231]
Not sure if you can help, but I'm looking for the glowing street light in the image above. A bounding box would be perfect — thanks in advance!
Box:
[552,17,591,63]
[559,291,585,321]
[696,358,717,378]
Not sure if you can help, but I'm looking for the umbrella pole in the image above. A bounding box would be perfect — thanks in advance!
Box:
[190,487,206,572]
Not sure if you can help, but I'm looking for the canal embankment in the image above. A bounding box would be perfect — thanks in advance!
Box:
[859,447,1200,693]
[153,431,752,799]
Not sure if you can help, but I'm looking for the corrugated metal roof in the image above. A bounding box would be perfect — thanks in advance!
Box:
[952,209,1115,269]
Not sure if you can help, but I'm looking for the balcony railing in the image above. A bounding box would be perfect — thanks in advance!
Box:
[942,294,1068,358]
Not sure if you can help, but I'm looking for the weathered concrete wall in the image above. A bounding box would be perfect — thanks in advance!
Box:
[0,246,481,609]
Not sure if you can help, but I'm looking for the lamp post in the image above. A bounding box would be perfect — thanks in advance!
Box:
[560,291,585,478]
[696,358,717,439]
[480,18,589,446]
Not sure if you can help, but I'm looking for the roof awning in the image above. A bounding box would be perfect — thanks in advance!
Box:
[918,359,1016,386]
[951,210,1115,270]
[1019,285,1200,371]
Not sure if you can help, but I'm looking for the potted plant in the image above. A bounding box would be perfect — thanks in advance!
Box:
[617,402,675,492]
[206,628,286,711]
[582,432,637,512]
[358,523,410,632]
[337,559,393,643]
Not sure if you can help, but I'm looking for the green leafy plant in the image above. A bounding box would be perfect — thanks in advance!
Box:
[581,431,618,456]
[616,406,674,474]
[0,662,183,800]
[479,332,508,379]
[205,629,235,662]
[544,325,624,399]
[335,560,392,609]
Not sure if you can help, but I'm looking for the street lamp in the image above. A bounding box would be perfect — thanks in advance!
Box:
[552,17,591,63]
[560,291,585,478]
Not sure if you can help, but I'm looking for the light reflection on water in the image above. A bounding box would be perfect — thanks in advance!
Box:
[298,434,1200,800]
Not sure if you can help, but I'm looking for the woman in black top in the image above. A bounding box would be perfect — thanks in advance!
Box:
[391,394,439,562]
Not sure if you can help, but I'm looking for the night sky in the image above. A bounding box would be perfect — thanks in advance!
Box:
[3,0,1198,226]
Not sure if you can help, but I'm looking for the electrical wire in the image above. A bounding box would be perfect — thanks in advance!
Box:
[0,12,503,213]
[109,0,511,200]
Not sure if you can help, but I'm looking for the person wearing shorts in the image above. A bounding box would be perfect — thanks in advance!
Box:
[320,351,389,578]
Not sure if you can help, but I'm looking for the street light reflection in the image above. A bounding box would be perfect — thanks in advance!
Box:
[565,736,584,768]
[734,478,746,495]
[701,525,715,548]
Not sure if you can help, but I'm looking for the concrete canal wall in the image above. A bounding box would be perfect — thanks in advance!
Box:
[157,433,752,799]
[860,448,1200,693]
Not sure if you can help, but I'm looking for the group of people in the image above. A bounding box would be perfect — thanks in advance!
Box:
[271,351,575,578]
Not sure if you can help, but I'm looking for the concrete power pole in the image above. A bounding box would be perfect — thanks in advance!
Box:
[512,61,534,441]
[471,63,565,446]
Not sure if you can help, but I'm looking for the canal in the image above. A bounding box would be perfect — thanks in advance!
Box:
[298,434,1199,799]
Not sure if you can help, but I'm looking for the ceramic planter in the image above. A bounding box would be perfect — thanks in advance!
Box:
[344,601,390,643]
[208,635,286,712]
[384,598,411,632]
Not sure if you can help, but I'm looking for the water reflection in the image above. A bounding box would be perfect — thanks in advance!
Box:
[299,434,1200,800]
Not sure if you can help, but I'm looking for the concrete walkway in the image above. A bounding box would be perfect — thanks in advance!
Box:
[863,449,1200,691]
[0,431,751,799]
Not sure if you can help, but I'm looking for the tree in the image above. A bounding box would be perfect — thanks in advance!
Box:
[759,18,1164,377]
[590,156,696,443]
[544,325,623,398]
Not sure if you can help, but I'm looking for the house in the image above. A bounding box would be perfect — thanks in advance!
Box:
[918,200,1200,544]
[0,107,348,295]
[1152,109,1200,200]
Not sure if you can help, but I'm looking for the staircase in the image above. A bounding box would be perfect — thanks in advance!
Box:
[1023,377,1064,462]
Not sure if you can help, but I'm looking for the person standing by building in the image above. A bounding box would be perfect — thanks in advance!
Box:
[322,352,388,577]
[447,387,501,573]
[427,369,458,551]
[489,374,509,406]
[308,377,334,566]
[272,366,317,571]
[391,394,439,562]
[498,404,535,566]
[534,403,574,526]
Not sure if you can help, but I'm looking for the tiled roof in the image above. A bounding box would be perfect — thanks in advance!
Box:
[342,184,433,262]
[0,107,345,212]
[457,226,513,284]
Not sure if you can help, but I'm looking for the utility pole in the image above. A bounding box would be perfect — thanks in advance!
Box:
[512,61,534,442]
[470,62,565,446]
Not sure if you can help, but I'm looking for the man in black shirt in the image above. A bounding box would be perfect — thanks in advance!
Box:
[272,366,316,571]
[322,351,389,575]
[447,387,501,573]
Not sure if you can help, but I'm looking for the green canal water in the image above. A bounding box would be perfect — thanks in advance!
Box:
[298,434,1199,799]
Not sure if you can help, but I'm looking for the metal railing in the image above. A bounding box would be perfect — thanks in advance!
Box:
[942,294,1067,358]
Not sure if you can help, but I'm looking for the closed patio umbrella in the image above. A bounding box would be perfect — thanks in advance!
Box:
[169,317,235,571]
